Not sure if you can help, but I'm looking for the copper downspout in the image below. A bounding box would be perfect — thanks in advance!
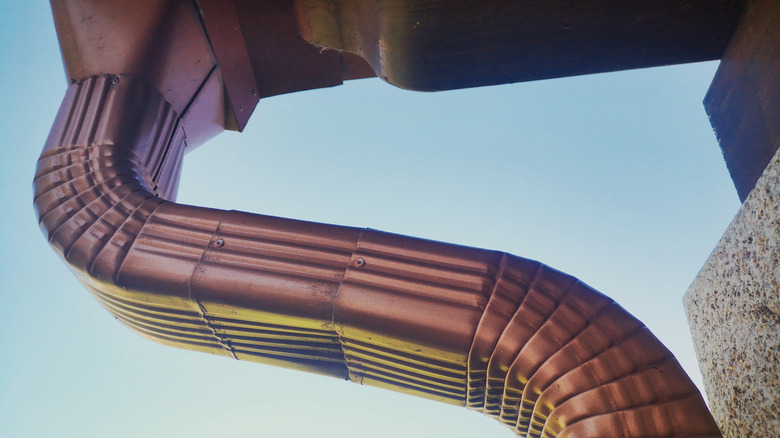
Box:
[34,74,721,437]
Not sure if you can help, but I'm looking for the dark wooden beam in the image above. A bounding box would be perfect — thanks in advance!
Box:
[705,0,780,201]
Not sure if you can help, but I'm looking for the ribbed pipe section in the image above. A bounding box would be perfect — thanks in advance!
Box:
[35,75,722,437]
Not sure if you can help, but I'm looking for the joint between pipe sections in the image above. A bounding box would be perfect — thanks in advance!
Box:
[329,227,365,379]
[187,209,233,357]
[194,295,239,359]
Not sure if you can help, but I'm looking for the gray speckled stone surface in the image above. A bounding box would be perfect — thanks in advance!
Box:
[684,147,780,438]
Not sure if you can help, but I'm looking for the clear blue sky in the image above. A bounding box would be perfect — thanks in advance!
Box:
[0,3,741,437]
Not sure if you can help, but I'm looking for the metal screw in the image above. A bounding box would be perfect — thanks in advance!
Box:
[214,238,225,248]
[110,76,120,85]
[355,258,366,268]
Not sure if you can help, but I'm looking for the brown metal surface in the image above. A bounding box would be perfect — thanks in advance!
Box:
[50,0,216,115]
[35,73,722,436]
[231,0,376,100]
[50,0,747,125]
[195,0,259,131]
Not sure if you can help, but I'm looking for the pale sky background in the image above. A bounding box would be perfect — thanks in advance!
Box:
[0,2,742,438]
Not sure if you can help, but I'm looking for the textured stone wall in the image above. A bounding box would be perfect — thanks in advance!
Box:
[684,147,780,437]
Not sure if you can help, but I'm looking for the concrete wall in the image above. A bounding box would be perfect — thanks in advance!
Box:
[684,146,779,437]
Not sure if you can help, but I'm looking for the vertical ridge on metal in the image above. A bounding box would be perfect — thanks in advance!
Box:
[35,74,722,437]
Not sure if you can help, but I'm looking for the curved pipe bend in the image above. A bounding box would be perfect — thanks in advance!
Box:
[35,75,721,437]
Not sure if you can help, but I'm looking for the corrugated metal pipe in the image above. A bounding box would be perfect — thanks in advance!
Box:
[34,74,722,437]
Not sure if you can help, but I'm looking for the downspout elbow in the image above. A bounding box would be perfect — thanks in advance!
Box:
[34,74,358,375]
